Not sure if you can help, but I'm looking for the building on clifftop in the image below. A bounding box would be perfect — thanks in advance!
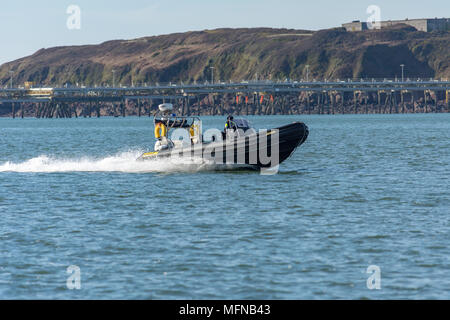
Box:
[342,17,450,32]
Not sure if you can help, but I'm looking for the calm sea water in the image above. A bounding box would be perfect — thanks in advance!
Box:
[0,114,449,299]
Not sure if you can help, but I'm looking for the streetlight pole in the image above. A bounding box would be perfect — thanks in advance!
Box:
[112,69,116,87]
[400,64,405,82]
[305,65,310,82]
[9,70,14,88]
[210,67,215,84]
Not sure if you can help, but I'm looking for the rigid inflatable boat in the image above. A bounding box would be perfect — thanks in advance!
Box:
[137,104,308,170]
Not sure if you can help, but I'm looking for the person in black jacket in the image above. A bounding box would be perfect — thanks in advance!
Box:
[225,115,237,131]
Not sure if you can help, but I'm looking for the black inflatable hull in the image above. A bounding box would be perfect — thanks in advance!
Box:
[138,122,308,168]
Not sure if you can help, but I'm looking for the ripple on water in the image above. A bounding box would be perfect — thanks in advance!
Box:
[1,114,449,299]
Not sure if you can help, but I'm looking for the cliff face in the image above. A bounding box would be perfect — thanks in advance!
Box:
[0,26,449,87]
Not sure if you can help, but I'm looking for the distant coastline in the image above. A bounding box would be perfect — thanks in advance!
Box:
[1,25,449,117]
[1,26,449,86]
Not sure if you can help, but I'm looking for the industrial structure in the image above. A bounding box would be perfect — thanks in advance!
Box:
[342,17,450,32]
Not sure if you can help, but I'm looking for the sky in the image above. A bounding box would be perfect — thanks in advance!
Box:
[0,0,448,64]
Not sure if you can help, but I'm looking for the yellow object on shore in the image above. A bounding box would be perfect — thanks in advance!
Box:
[24,81,34,89]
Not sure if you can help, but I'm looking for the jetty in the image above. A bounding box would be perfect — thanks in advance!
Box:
[0,79,449,118]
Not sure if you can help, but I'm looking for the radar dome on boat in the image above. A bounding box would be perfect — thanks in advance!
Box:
[158,103,173,112]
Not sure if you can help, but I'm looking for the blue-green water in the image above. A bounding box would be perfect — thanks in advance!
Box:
[0,114,449,299]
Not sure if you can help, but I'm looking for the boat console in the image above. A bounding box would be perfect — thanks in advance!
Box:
[153,103,202,151]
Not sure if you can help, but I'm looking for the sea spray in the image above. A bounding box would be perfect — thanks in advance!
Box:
[0,150,215,173]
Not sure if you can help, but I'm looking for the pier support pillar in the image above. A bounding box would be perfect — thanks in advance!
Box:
[447,90,450,113]
[424,91,427,114]
[186,97,190,116]
[377,91,381,113]
[138,99,141,117]
[317,92,321,115]
[306,92,310,114]
[364,93,368,114]
[330,92,335,114]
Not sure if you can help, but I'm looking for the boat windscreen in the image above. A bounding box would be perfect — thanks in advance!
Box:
[155,118,192,128]
[234,118,253,129]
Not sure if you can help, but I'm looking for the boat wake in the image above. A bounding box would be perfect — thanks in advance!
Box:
[0,150,223,174]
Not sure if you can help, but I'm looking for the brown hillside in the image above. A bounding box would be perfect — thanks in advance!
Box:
[0,26,448,87]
